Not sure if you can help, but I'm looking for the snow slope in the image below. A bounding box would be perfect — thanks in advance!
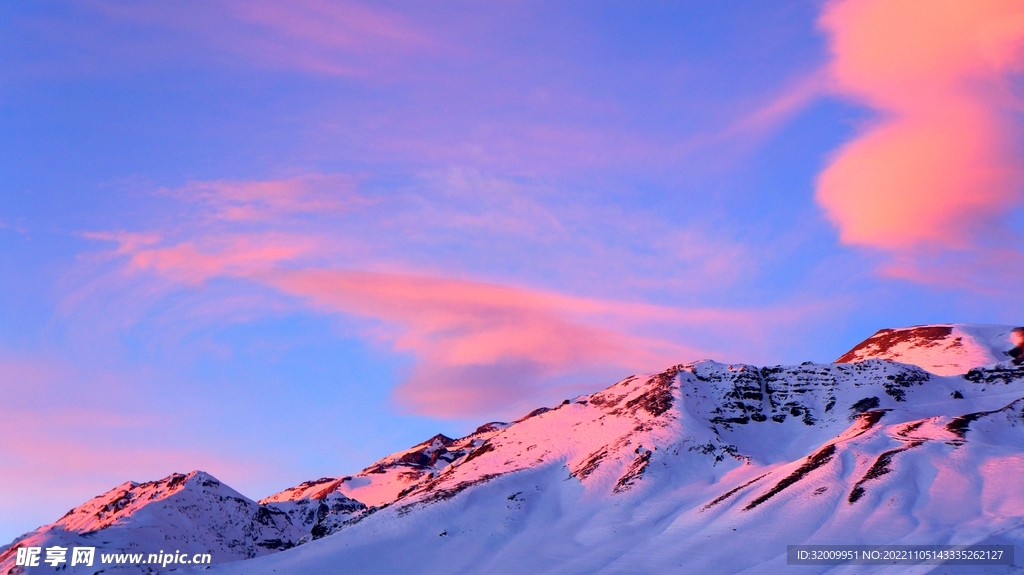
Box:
[261,426,509,509]
[208,356,1024,575]
[836,323,1019,375]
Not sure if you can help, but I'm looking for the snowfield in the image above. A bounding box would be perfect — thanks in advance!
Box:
[4,324,1024,574]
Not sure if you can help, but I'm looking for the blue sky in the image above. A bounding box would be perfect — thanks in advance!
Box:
[2,0,1023,543]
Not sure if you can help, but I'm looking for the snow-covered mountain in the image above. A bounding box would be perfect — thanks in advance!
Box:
[209,357,1024,574]
[836,323,1019,375]
[0,471,304,574]
[5,323,1024,574]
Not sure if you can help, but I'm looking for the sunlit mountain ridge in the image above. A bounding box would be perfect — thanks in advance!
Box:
[4,323,1024,574]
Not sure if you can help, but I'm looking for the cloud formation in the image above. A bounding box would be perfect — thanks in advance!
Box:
[78,173,813,418]
[171,174,363,222]
[816,0,1024,250]
[265,269,722,417]
[107,233,728,417]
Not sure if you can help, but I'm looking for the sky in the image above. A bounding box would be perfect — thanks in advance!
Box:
[2,0,1024,543]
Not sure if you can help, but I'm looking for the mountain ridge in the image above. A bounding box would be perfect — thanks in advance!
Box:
[4,323,1023,574]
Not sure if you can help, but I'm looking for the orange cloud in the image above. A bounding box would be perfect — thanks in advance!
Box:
[816,0,1024,250]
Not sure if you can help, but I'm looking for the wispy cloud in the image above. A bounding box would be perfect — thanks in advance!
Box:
[73,173,819,417]
[169,174,364,222]
[11,2,827,177]
[88,232,316,285]
[878,246,1024,292]
[719,71,829,142]
[86,230,764,417]
[0,220,29,235]
[261,269,769,417]
[81,0,433,77]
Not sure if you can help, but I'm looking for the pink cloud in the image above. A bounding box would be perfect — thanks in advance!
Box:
[82,222,777,417]
[171,174,364,222]
[84,0,433,77]
[81,230,161,254]
[129,240,299,283]
[0,418,260,541]
[263,269,710,416]
[815,0,1024,250]
[721,71,829,140]
[878,246,1024,292]
[221,0,433,76]
[76,175,822,418]
[227,0,430,53]
[90,233,315,285]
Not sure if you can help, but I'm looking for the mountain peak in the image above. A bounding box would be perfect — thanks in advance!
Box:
[836,323,1018,375]
[0,470,303,573]
[53,470,223,533]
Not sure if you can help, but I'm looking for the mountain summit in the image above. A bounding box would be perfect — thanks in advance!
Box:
[0,470,302,574]
[835,323,1017,375]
